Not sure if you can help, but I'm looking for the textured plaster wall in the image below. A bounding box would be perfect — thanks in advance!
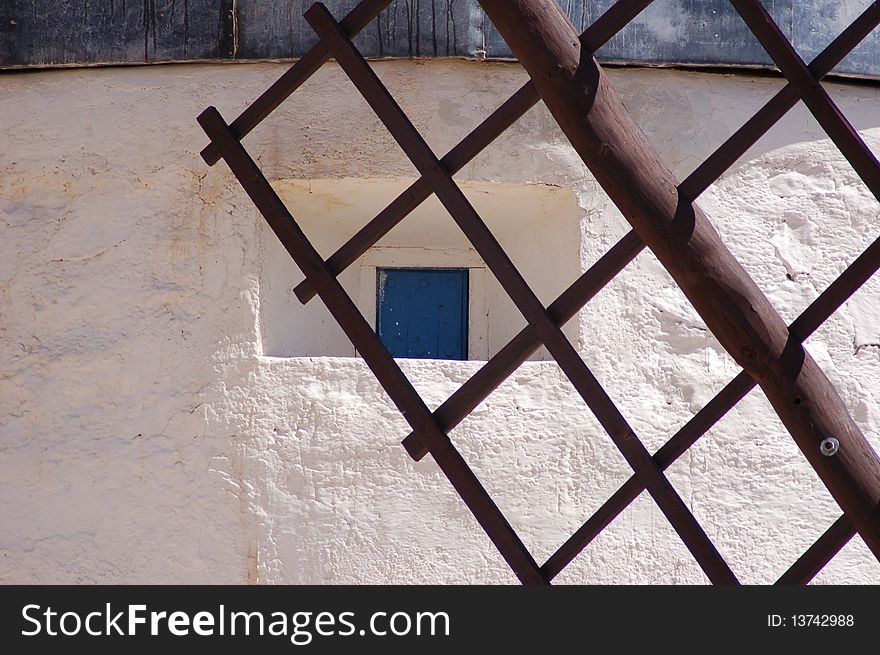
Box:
[1,60,879,584]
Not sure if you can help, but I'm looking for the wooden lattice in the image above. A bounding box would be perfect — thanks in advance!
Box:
[198,0,880,584]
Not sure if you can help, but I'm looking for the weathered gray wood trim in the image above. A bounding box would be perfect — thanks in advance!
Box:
[2,1,879,80]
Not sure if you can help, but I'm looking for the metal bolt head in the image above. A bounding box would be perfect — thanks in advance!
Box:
[820,437,840,457]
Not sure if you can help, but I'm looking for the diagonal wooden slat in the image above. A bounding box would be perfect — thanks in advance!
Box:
[402,230,645,461]
[776,515,855,585]
[479,0,880,565]
[202,0,657,170]
[580,0,656,52]
[292,81,542,305]
[306,1,739,585]
[402,0,880,462]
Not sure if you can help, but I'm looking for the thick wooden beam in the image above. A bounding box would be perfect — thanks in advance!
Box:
[477,0,880,558]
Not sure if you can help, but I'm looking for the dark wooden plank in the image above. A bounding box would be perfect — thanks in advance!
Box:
[776,515,855,585]
[0,0,481,67]
[484,0,784,67]
[0,0,226,66]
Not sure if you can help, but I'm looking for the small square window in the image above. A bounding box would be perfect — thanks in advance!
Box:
[376,268,468,360]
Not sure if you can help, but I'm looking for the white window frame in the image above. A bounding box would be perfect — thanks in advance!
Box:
[357,246,489,360]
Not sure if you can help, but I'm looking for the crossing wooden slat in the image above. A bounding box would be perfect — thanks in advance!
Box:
[402,230,645,461]
[730,0,880,202]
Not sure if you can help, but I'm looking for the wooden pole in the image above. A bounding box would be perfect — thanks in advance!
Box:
[477,0,880,558]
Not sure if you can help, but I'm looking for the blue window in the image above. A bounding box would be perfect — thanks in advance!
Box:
[377,268,468,360]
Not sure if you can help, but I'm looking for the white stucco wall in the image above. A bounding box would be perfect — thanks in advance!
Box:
[1,59,879,584]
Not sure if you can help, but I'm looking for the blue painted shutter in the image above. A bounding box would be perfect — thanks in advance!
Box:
[377,269,468,360]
